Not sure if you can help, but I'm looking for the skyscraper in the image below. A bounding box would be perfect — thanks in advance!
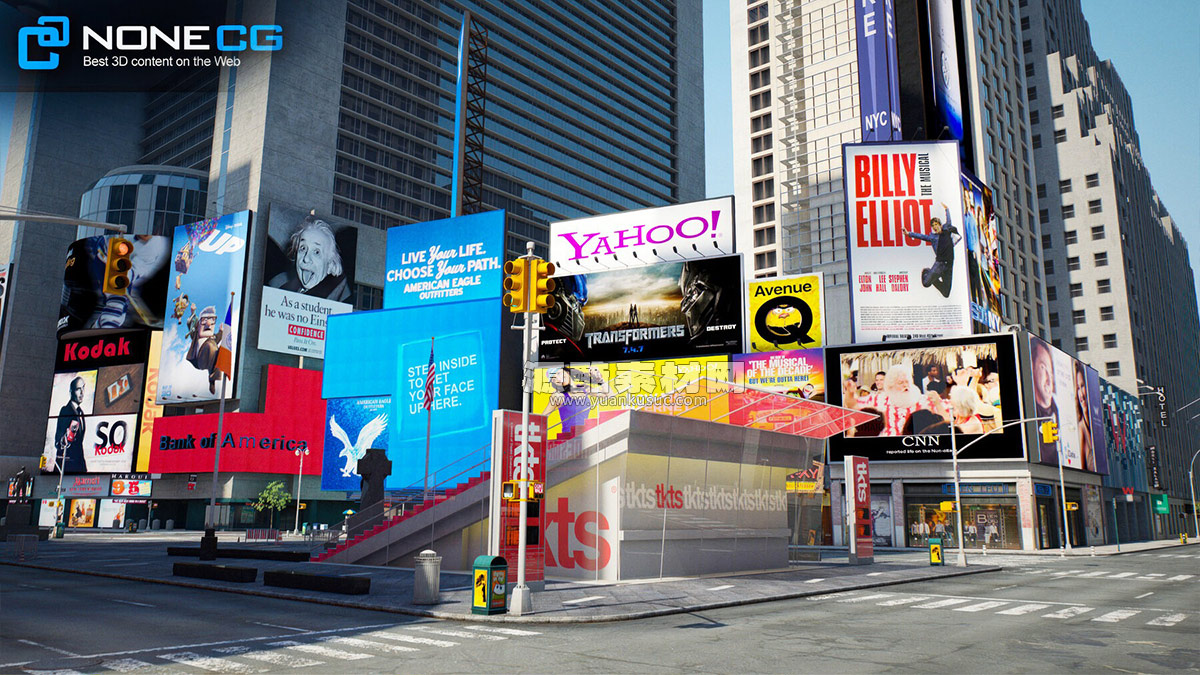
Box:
[1021,0,1199,531]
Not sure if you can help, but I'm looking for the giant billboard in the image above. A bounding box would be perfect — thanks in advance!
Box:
[928,0,964,140]
[548,198,734,275]
[961,173,1001,332]
[157,211,250,404]
[1028,336,1109,473]
[747,273,825,351]
[844,141,970,342]
[827,334,1025,462]
[1100,381,1147,492]
[58,235,172,337]
[540,255,743,363]
[383,210,505,310]
[855,0,903,141]
[257,204,357,359]
[733,349,826,402]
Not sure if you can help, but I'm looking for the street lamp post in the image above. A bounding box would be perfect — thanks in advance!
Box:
[293,447,310,537]
[1188,447,1199,540]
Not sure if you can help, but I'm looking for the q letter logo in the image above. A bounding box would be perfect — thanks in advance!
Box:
[18,16,69,70]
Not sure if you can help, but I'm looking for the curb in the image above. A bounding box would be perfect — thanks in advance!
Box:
[0,560,1000,624]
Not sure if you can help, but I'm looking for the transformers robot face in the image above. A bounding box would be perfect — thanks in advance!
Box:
[547,275,586,343]
[679,262,721,342]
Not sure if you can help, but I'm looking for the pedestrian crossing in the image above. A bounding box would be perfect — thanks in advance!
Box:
[38,623,545,675]
[1014,568,1195,582]
[816,591,1189,628]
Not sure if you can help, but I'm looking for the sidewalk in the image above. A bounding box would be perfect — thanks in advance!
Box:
[2,532,999,624]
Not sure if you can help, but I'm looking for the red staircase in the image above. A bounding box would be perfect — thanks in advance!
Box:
[311,471,490,562]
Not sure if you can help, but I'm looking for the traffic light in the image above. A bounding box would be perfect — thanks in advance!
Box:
[939,501,955,512]
[1066,502,1079,511]
[103,237,133,295]
[530,260,556,313]
[39,455,48,470]
[503,259,529,313]
[1040,421,1059,444]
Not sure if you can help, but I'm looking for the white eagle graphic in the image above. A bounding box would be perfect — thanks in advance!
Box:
[329,413,388,478]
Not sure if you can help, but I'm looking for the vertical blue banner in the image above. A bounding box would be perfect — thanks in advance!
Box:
[855,0,903,141]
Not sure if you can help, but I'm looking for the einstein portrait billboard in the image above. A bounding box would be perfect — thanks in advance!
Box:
[843,141,971,343]
[257,204,358,359]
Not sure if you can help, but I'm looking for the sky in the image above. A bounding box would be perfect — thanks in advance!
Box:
[702,0,1200,305]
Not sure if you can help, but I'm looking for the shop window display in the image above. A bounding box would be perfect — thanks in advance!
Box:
[905,499,1020,549]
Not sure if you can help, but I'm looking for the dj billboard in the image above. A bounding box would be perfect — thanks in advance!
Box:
[843,141,970,342]
[539,254,744,363]
[58,234,171,337]
[747,273,825,351]
[157,211,251,404]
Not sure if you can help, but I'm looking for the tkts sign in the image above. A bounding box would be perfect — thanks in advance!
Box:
[489,410,547,583]
[845,455,873,564]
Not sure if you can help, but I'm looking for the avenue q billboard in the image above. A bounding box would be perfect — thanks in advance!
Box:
[843,141,970,343]
[548,198,734,274]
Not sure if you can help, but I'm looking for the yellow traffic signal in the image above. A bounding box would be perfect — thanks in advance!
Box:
[531,260,556,313]
[103,237,133,295]
[939,501,955,512]
[1066,502,1079,511]
[39,455,48,470]
[1040,421,1059,444]
[503,259,529,313]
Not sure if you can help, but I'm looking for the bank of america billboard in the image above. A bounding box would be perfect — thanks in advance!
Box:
[855,0,902,141]
[843,141,970,342]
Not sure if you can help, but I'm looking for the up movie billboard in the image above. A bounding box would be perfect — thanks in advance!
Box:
[1029,336,1108,474]
[258,205,358,359]
[57,234,172,337]
[747,273,825,351]
[157,211,250,404]
[843,141,971,342]
[539,254,744,363]
[827,334,1025,462]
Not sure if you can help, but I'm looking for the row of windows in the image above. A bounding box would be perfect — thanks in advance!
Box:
[1049,305,1118,327]
[1044,251,1109,274]
[1046,278,1113,302]
[1071,334,1120,352]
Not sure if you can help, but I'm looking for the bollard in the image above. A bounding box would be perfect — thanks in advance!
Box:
[413,549,442,605]
[165,519,174,530]
[1090,545,1095,557]
[982,544,987,556]
[152,519,161,530]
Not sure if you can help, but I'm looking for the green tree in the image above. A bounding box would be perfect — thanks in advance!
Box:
[252,480,291,530]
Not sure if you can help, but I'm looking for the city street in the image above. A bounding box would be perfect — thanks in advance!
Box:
[3,550,1196,673]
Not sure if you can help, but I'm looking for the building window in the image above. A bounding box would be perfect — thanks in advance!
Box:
[754,251,777,270]
[1106,362,1120,377]
[1100,305,1115,321]
[1103,334,1118,349]
[1058,179,1072,193]
[1027,87,1037,101]
[750,68,771,90]
[1041,234,1052,250]
[1062,204,1075,218]
[1023,39,1032,53]
[1097,279,1112,293]
[1094,252,1108,267]
[1032,134,1042,149]
[749,45,769,68]
[1020,16,1030,29]
[1038,207,1049,223]
[748,3,768,23]
[1053,129,1067,143]
[1074,336,1088,352]
[1049,312,1059,328]
[1066,256,1080,271]
[751,113,771,132]
[1052,104,1065,119]
[1044,259,1055,275]
[1071,309,1085,324]
[1088,199,1103,214]
[1085,173,1100,188]
[1025,63,1035,78]
[751,134,773,153]
[1064,230,1078,245]
[753,203,775,224]
[754,227,776,247]
[1091,224,1105,239]
[352,283,383,311]
[752,155,773,177]
[748,23,770,45]
[750,91,771,111]
[1047,286,1057,301]
[753,178,774,201]
[1069,283,1083,298]
[1036,183,1047,198]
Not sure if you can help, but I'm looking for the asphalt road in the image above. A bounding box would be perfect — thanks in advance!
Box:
[2,550,1196,673]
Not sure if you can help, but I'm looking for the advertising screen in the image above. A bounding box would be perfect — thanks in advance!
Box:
[854,0,902,141]
[1101,381,1146,491]
[961,173,1001,332]
[258,204,357,358]
[827,334,1025,462]
[844,141,970,342]
[97,499,127,528]
[383,210,506,310]
[747,273,825,351]
[157,211,251,404]
[733,349,826,402]
[39,499,63,528]
[136,332,164,472]
[539,254,743,363]
[929,0,964,140]
[548,198,734,274]
[57,235,172,337]
[68,499,97,528]
[1028,336,1108,473]
[321,396,390,492]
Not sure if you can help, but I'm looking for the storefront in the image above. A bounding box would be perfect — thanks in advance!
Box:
[1034,483,1086,549]
[903,483,1022,550]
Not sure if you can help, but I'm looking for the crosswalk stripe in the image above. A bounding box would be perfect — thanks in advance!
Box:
[1147,613,1188,627]
[158,651,266,673]
[1139,574,1165,578]
[464,626,542,636]
[214,646,323,668]
[1166,575,1194,582]
[267,641,373,660]
[1076,571,1107,578]
[367,631,457,648]
[321,636,417,654]
[997,604,1050,615]
[24,669,85,675]
[878,596,930,606]
[805,578,825,583]
[954,601,1009,612]
[913,598,971,609]
[561,596,605,605]
[1024,568,1050,575]
[1043,606,1093,619]
[1092,609,1141,623]
[838,593,893,603]
[1051,570,1083,576]
[1105,572,1135,579]
[100,659,156,673]
[407,626,506,641]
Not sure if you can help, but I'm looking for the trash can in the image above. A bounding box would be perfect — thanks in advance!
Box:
[471,555,508,615]
[928,537,944,566]
[54,522,65,539]
[413,549,442,605]
[126,520,138,533]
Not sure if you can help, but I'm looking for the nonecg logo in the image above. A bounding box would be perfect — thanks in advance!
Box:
[18,16,69,70]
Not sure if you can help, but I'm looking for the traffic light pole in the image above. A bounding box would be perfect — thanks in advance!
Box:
[1057,435,1071,555]
[511,242,535,617]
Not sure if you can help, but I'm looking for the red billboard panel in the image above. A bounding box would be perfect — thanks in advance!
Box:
[149,365,324,475]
